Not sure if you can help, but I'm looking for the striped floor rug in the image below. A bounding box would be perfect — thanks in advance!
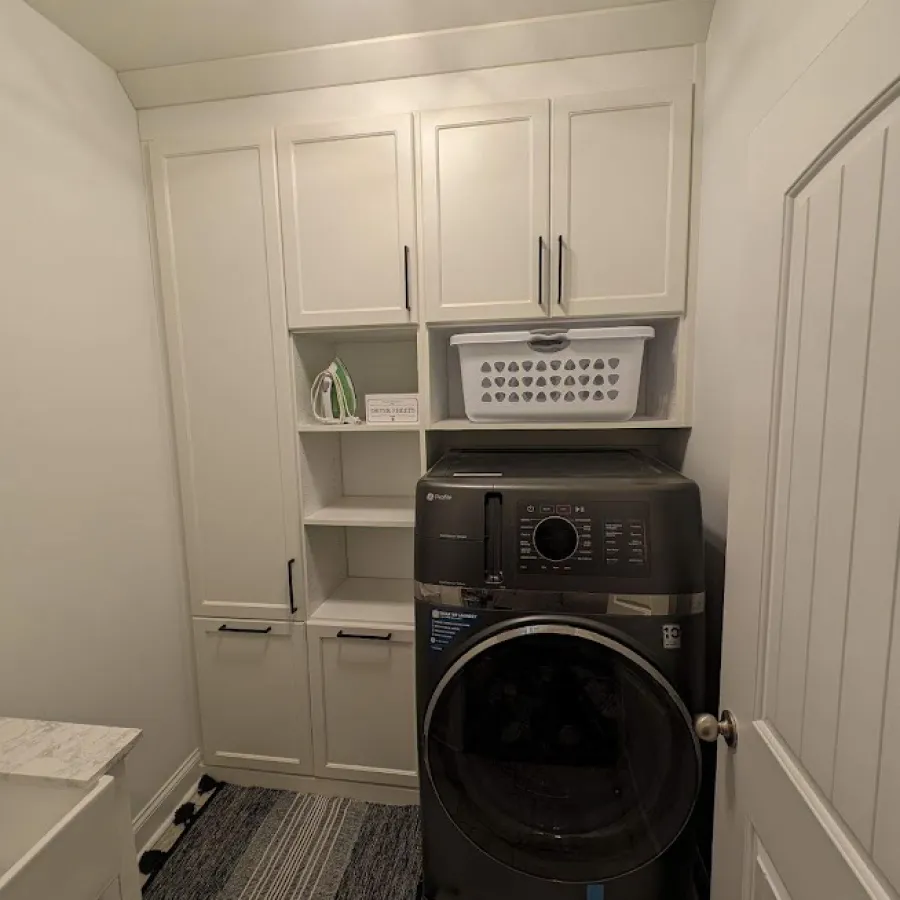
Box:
[143,783,421,900]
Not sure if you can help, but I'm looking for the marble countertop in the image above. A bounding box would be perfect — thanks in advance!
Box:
[0,717,141,787]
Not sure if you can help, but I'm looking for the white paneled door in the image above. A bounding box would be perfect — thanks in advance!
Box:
[150,132,301,620]
[420,101,550,323]
[277,116,417,328]
[715,2,900,898]
[550,85,692,317]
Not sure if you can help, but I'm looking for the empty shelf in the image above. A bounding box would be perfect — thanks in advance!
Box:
[304,496,415,528]
[311,578,414,626]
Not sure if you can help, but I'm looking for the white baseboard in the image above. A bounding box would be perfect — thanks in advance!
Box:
[133,749,202,855]
[205,764,419,807]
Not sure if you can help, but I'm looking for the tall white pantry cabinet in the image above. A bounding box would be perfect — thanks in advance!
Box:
[148,70,697,797]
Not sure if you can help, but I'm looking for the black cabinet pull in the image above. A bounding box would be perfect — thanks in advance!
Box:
[537,236,544,307]
[557,234,564,306]
[403,245,411,312]
[287,558,297,614]
[336,629,393,642]
[219,625,272,634]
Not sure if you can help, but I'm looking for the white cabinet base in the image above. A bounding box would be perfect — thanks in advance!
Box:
[307,623,418,789]
[193,619,314,776]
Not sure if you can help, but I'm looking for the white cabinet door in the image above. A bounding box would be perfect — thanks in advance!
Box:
[193,619,313,775]
[150,132,301,621]
[307,622,417,787]
[551,86,693,317]
[278,116,417,328]
[421,101,550,323]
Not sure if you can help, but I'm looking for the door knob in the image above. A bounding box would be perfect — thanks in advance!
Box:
[695,711,738,749]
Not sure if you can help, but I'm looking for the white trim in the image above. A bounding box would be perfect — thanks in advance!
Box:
[133,749,202,855]
[204,765,419,806]
[119,0,713,109]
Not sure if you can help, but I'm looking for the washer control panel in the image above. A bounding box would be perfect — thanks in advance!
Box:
[518,500,649,576]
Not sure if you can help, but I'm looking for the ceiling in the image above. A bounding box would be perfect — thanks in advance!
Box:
[25,0,660,72]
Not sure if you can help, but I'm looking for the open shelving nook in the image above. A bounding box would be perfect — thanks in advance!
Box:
[425,317,686,429]
[294,327,423,625]
[304,527,414,626]
[293,325,420,430]
[297,427,421,527]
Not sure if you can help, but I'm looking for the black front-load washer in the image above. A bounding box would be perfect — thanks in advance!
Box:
[415,450,706,900]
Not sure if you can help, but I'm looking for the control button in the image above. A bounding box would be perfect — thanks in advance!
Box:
[526,505,535,513]
[575,505,586,514]
[556,504,573,516]
[540,504,555,514]
[533,516,579,561]
[582,540,592,549]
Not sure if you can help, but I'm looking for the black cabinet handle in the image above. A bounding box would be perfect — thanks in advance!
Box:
[219,625,272,634]
[557,234,564,306]
[287,558,296,614]
[403,245,411,312]
[537,236,544,307]
[336,629,393,642]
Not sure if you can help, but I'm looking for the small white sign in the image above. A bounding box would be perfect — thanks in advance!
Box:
[365,393,419,424]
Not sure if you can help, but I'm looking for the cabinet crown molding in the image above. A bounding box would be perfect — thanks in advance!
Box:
[121,0,712,109]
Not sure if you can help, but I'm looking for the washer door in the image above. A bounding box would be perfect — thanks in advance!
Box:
[424,623,701,883]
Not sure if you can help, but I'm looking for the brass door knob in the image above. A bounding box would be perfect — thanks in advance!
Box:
[695,711,738,749]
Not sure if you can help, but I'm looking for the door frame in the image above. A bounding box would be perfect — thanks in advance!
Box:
[714,1,900,897]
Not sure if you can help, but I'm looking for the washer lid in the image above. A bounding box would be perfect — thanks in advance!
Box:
[424,622,701,884]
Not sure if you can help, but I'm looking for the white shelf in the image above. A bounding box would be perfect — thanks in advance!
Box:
[427,416,686,431]
[310,577,414,626]
[297,421,420,433]
[304,495,415,528]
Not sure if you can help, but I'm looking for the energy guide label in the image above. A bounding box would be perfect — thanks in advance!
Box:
[430,610,479,651]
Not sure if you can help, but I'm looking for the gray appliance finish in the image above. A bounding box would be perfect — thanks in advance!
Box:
[415,450,707,900]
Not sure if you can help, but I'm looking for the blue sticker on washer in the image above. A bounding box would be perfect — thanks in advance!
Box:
[586,886,605,900]
[429,609,479,651]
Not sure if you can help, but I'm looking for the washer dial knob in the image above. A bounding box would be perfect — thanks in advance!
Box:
[533,516,579,561]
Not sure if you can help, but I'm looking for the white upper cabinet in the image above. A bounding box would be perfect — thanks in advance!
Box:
[277,116,417,329]
[420,101,550,323]
[150,131,301,620]
[551,85,693,317]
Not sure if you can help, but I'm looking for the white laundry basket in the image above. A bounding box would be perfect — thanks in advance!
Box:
[451,326,654,423]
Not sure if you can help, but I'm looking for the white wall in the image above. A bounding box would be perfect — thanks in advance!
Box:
[686,0,869,541]
[0,0,198,816]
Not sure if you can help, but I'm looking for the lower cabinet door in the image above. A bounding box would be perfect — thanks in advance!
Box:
[307,623,417,787]
[193,619,313,775]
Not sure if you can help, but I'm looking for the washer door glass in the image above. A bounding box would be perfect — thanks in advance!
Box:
[425,624,700,883]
